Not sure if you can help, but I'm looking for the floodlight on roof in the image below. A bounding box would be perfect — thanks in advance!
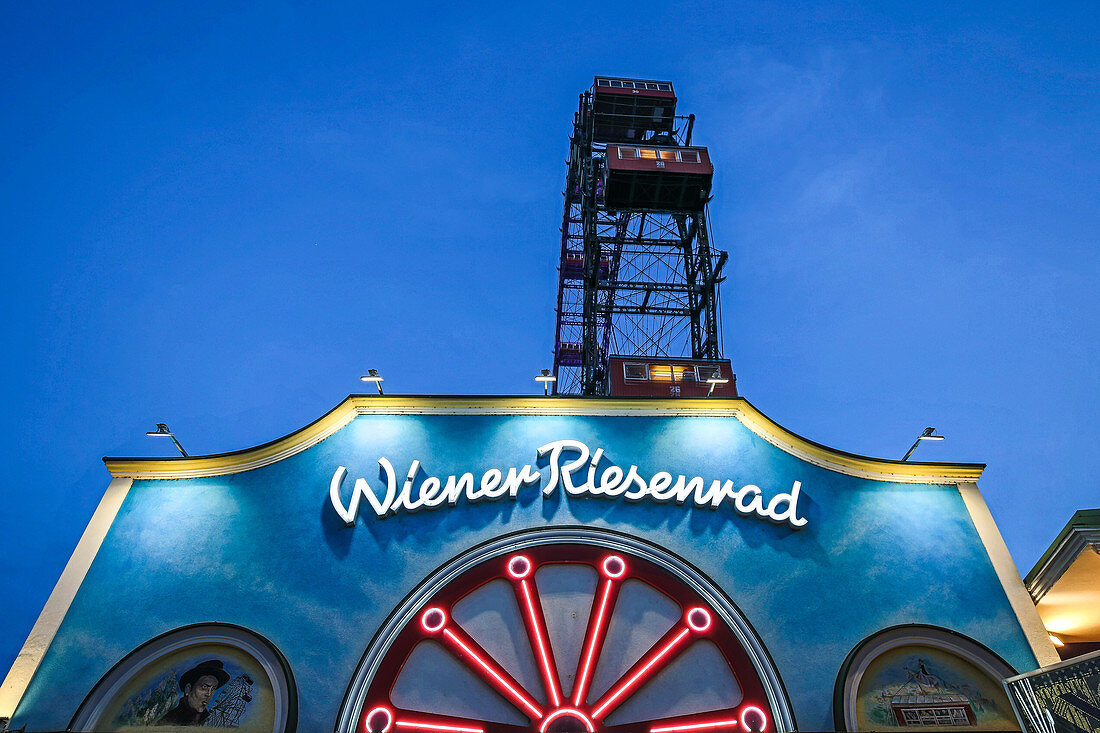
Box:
[706,369,729,397]
[902,427,945,461]
[145,423,189,457]
[360,369,384,395]
[535,369,557,396]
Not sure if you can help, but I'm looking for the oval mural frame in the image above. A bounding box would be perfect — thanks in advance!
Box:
[833,624,1020,732]
[69,622,297,732]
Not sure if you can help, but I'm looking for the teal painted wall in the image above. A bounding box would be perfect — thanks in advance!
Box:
[11,413,1036,731]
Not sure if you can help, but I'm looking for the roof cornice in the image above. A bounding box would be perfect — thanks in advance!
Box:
[1025,509,1100,601]
[103,395,986,483]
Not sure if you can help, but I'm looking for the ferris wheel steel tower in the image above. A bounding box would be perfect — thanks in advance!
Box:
[552,77,728,395]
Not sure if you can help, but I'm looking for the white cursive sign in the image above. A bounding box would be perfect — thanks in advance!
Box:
[329,439,808,529]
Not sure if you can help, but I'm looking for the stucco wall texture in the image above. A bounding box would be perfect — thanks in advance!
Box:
[10,413,1036,731]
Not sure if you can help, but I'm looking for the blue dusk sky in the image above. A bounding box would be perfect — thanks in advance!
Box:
[1,1,1097,679]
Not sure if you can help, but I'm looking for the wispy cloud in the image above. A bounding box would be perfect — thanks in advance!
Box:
[697,46,851,141]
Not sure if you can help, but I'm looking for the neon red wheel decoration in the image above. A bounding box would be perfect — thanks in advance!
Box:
[357,544,775,733]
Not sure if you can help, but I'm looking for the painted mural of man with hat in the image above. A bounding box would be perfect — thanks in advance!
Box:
[155,659,230,726]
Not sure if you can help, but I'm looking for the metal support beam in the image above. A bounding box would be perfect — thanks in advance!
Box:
[551,83,727,395]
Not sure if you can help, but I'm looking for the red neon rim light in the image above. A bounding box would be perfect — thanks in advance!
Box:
[366,707,394,733]
[508,555,534,580]
[421,608,448,634]
[538,708,595,733]
[359,544,773,733]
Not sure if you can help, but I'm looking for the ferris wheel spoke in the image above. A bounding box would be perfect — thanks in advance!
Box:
[371,547,774,733]
[591,605,718,721]
[509,565,564,707]
[571,555,627,706]
[590,625,693,721]
[417,606,544,722]
[621,704,769,733]
[363,706,528,733]
[644,722,740,733]
[392,710,527,733]
[601,714,740,733]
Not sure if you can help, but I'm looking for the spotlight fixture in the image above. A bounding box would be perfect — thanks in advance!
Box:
[360,369,385,396]
[145,423,189,457]
[901,427,945,461]
[706,369,729,398]
[535,369,557,396]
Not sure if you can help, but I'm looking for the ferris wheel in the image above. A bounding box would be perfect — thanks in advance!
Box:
[350,538,782,733]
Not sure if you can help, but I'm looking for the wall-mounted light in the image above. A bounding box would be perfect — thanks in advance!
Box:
[360,369,384,396]
[535,369,557,396]
[145,423,188,457]
[1048,634,1064,647]
[706,370,729,398]
[901,427,945,461]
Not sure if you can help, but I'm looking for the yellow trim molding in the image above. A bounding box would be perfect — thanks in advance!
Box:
[4,397,989,721]
[957,482,1062,667]
[0,478,134,721]
[104,395,984,484]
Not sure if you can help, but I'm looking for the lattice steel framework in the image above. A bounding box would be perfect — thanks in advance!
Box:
[552,83,727,395]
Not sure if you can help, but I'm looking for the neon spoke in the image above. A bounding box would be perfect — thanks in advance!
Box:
[439,626,544,720]
[649,719,741,732]
[591,626,691,720]
[372,550,774,733]
[395,716,487,733]
[572,555,626,706]
[572,579,616,705]
[514,575,563,707]
[649,706,769,733]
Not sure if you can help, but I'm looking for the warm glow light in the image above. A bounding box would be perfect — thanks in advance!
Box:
[1041,610,1093,635]
[1048,634,1064,647]
[365,706,394,733]
[651,719,741,732]
[395,721,484,733]
[442,628,543,720]
[519,578,562,706]
[592,627,691,719]
[538,708,595,733]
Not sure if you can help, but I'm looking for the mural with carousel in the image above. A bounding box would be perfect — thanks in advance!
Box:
[855,645,1017,730]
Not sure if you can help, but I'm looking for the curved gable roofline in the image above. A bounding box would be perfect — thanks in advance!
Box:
[103,395,984,483]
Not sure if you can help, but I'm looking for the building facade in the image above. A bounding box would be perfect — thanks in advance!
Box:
[0,396,1058,732]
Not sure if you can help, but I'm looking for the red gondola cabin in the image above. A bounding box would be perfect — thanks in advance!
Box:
[556,342,583,367]
[604,144,714,211]
[607,356,736,398]
[561,251,612,280]
[591,77,677,143]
